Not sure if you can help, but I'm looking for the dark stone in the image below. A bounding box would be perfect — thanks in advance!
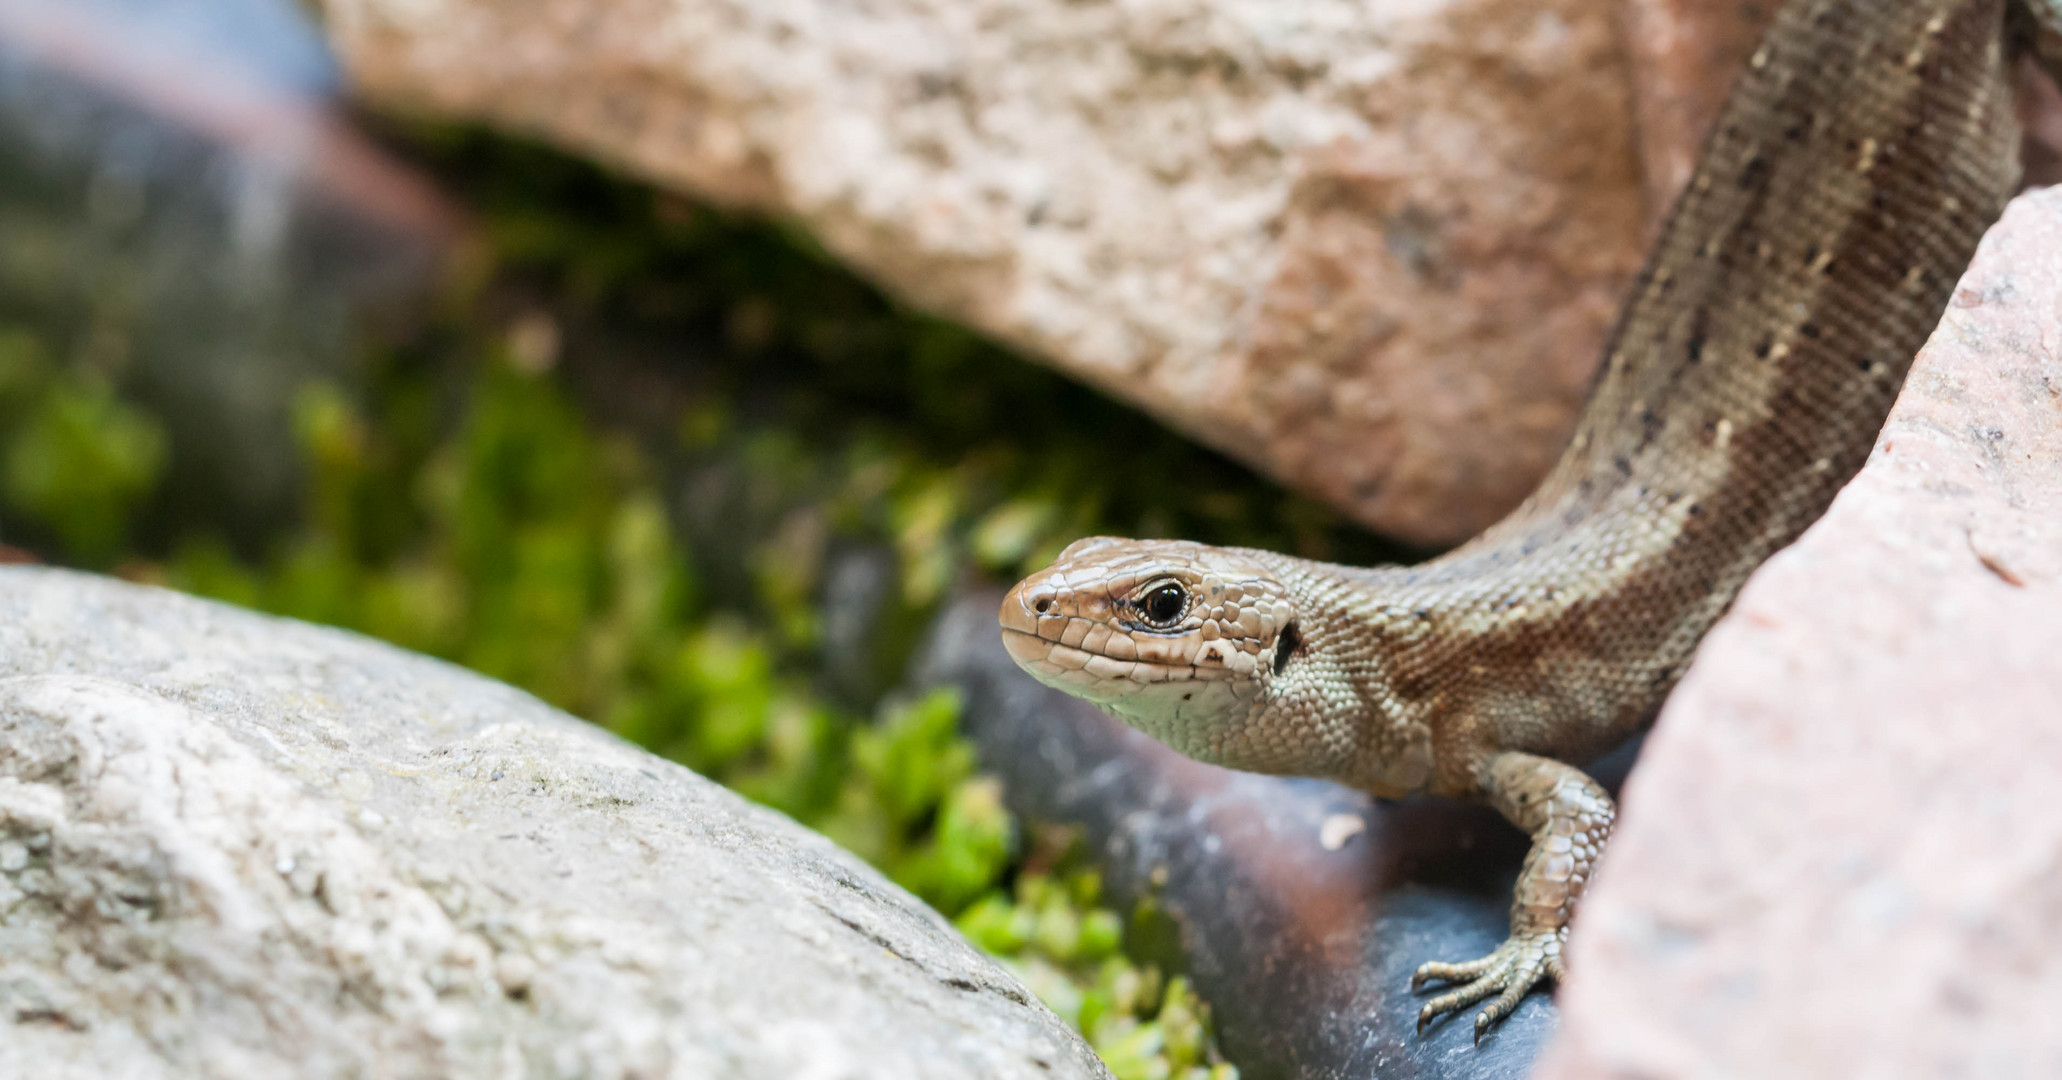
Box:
[0,0,455,547]
[918,588,1642,1080]
[818,541,903,705]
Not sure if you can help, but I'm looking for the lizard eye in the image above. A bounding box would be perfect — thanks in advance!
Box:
[1138,582,1187,627]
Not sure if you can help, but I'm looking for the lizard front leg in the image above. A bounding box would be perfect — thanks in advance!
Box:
[1412,751,1614,1041]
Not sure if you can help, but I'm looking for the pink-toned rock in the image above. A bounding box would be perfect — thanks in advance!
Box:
[1537,188,2062,1078]
[322,0,1651,546]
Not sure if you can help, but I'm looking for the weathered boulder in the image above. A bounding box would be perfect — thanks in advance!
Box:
[317,0,2062,549]
[321,0,1651,546]
[0,568,1105,1079]
[1537,189,2062,1077]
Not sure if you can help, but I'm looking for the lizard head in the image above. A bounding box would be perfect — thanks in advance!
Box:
[998,536,1311,773]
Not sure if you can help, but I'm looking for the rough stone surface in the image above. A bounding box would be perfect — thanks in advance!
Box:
[322,0,1652,546]
[1537,189,2062,1078]
[0,568,1106,1080]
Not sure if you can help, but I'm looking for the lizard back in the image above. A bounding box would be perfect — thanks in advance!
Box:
[1353,0,2027,763]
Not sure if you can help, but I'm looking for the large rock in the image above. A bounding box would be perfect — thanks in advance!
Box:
[322,0,1651,546]
[0,568,1105,1079]
[318,0,2062,547]
[1536,189,2062,1077]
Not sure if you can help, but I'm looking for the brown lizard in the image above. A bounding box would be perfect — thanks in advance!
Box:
[998,0,2062,1040]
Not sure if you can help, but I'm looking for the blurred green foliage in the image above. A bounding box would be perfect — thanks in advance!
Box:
[0,128,1412,1077]
[961,831,1237,1080]
[0,330,167,562]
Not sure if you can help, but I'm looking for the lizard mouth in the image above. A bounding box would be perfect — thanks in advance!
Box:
[998,624,1245,717]
[998,625,1136,705]
[998,582,1248,700]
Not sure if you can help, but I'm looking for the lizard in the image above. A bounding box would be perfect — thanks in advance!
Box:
[997,0,2062,1041]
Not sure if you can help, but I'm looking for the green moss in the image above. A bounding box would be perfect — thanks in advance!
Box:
[0,330,166,563]
[963,831,1237,1078]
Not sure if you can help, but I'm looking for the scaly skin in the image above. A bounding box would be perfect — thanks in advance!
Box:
[1000,0,2062,1040]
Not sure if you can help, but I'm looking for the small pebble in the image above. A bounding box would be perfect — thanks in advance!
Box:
[1319,813,1366,851]
[496,953,538,997]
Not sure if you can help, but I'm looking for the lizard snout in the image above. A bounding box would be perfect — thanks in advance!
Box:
[998,574,1064,668]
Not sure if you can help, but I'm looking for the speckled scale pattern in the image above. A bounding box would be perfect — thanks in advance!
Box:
[1003,0,2059,1037]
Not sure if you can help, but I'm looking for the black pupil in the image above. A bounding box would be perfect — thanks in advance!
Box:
[1143,585,1185,625]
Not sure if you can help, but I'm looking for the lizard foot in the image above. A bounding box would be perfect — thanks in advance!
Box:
[1411,928,1564,1043]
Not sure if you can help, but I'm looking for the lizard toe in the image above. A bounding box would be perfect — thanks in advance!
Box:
[1411,929,1562,1037]
[1411,955,1496,991]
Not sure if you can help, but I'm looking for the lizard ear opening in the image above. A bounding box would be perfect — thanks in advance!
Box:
[1272,621,1301,676]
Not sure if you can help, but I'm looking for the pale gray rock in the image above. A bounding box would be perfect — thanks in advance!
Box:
[0,567,1105,1080]
[321,0,1649,546]
[1537,189,2062,1078]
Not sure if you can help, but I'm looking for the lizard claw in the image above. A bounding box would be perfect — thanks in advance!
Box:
[1411,928,1564,1039]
